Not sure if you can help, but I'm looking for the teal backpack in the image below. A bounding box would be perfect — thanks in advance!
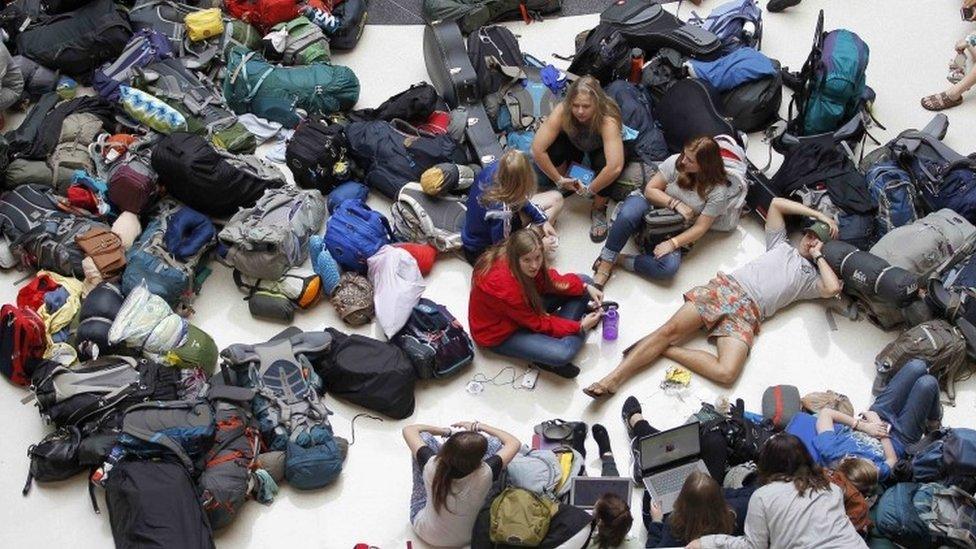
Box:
[223,46,360,128]
[792,11,869,136]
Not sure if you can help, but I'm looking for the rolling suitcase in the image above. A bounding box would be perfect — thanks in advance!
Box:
[423,20,479,108]
[596,0,721,60]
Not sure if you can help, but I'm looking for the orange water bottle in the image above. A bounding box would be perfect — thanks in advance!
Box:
[629,48,644,84]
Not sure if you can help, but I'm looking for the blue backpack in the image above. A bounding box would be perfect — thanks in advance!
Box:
[690,0,762,53]
[912,429,976,485]
[92,29,174,101]
[221,331,347,490]
[875,482,935,547]
[916,160,976,227]
[799,22,869,136]
[324,199,392,273]
[123,202,216,309]
[866,161,921,237]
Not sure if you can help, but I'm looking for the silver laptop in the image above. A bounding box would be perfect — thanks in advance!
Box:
[637,421,709,515]
[569,477,631,511]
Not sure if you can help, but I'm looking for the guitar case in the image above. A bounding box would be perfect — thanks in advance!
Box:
[423,20,480,108]
[654,78,737,153]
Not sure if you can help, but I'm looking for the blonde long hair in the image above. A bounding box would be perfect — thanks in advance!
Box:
[561,76,622,138]
[480,149,537,207]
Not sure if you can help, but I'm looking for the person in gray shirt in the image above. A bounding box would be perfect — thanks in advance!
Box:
[688,433,867,549]
[583,197,841,398]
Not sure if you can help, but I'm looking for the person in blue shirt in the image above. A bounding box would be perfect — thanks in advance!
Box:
[461,149,563,264]
[813,359,942,483]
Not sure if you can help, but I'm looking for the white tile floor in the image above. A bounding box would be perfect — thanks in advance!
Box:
[2,1,976,547]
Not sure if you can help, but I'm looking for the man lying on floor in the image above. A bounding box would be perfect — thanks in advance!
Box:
[584,197,842,398]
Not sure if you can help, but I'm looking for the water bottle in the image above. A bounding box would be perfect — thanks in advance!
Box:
[628,48,644,84]
[602,306,619,341]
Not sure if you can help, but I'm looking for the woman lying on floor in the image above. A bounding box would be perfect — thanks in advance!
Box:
[531,76,626,243]
[461,149,564,264]
[802,359,943,484]
[468,229,605,378]
[583,197,841,397]
[402,421,520,548]
[591,136,736,288]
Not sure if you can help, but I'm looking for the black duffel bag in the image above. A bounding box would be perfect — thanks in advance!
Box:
[823,240,920,307]
[15,0,131,81]
[152,132,285,218]
[720,68,783,133]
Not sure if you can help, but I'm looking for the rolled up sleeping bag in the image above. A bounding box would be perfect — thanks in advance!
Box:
[74,281,125,359]
[233,268,322,309]
[823,241,919,307]
[248,291,296,322]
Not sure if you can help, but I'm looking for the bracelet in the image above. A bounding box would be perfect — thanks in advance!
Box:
[813,254,824,263]
[669,238,680,249]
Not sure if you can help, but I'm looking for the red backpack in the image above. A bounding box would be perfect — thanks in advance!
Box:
[223,0,300,31]
[0,304,47,386]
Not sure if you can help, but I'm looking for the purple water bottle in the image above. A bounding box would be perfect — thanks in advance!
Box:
[602,306,619,341]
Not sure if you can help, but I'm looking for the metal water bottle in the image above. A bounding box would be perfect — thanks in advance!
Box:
[602,306,619,341]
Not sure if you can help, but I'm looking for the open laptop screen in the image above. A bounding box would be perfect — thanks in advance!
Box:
[570,477,631,510]
[638,421,701,473]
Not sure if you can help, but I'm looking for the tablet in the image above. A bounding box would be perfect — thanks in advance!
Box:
[569,477,631,510]
[568,162,595,188]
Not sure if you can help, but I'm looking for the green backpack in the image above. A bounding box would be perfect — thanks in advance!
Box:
[489,488,557,546]
[268,16,331,65]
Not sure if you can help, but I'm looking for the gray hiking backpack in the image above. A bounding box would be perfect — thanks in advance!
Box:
[916,483,976,547]
[390,182,466,252]
[506,446,583,499]
[484,61,565,133]
[871,209,976,276]
[218,186,327,281]
[875,320,970,405]
[220,331,347,490]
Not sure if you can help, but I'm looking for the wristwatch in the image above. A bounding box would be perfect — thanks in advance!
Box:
[812,254,824,263]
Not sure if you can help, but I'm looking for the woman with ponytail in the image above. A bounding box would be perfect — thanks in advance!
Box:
[402,421,520,548]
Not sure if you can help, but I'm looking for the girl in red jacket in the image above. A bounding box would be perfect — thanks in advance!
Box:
[468,229,604,378]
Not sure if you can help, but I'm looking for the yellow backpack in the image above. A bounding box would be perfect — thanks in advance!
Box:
[184,8,223,42]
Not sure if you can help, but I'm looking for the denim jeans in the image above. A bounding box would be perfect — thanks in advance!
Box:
[870,359,942,453]
[489,275,592,372]
[599,194,682,280]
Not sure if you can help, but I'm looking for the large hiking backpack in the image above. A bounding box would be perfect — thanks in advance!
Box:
[689,0,762,54]
[392,298,474,380]
[317,327,417,419]
[422,0,562,35]
[871,209,976,277]
[926,243,976,362]
[916,483,976,547]
[152,132,285,218]
[698,399,775,466]
[913,429,976,486]
[605,80,669,165]
[285,117,355,193]
[29,356,180,430]
[200,383,263,530]
[122,201,216,308]
[108,399,216,473]
[0,304,46,386]
[0,184,109,277]
[875,482,934,548]
[875,321,969,404]
[218,186,327,281]
[789,10,869,136]
[390,182,466,252]
[345,118,466,199]
[264,16,330,65]
[7,93,115,162]
[221,331,347,490]
[349,82,443,125]
[720,68,783,133]
[327,0,368,51]
[105,459,215,549]
[134,57,256,154]
[866,161,922,237]
[324,198,393,273]
[467,25,524,98]
[484,59,564,134]
[224,0,299,31]
[223,46,360,128]
[93,29,174,101]
[15,0,132,81]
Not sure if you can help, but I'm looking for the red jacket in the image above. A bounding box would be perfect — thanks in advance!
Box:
[468,257,585,347]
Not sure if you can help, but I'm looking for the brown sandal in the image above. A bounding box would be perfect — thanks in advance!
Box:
[583,382,616,399]
[591,258,613,290]
[921,92,963,111]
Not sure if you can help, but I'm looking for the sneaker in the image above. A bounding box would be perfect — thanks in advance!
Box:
[766,0,801,12]
[621,396,642,440]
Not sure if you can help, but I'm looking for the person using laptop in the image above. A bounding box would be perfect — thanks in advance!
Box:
[585,424,635,547]
[531,76,626,242]
[620,397,754,548]
[590,136,735,289]
[461,149,564,264]
[584,197,841,397]
[686,433,867,549]
[402,421,520,548]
